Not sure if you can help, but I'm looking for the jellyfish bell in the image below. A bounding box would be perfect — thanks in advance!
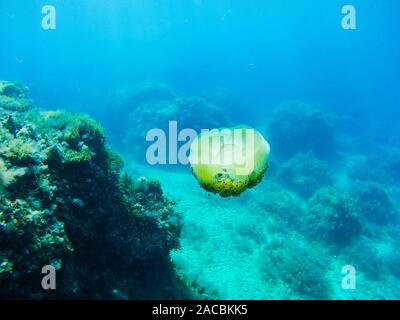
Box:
[189,126,270,197]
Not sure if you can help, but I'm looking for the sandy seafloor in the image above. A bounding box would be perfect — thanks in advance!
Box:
[124,158,400,300]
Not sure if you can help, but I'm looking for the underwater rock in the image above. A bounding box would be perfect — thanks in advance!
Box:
[258,237,331,299]
[347,155,389,184]
[107,81,176,115]
[128,97,231,161]
[255,181,304,227]
[0,81,188,299]
[268,101,335,161]
[386,246,400,281]
[342,239,386,281]
[348,150,400,186]
[101,82,176,146]
[383,151,400,184]
[0,80,33,112]
[350,181,398,225]
[305,187,362,248]
[188,126,270,197]
[102,82,231,161]
[276,152,332,198]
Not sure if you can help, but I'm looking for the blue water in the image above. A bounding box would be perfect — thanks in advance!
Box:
[1,0,400,299]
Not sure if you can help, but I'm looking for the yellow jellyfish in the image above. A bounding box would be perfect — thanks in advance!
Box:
[189,126,270,197]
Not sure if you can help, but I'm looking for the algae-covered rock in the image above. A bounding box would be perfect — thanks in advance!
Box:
[0,81,187,299]
[0,81,29,97]
[342,239,386,281]
[350,181,398,225]
[259,237,332,299]
[0,80,32,112]
[268,101,335,161]
[276,152,332,198]
[101,82,231,160]
[305,187,362,248]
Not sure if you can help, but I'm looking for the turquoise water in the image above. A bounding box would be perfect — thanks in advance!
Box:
[1,0,400,299]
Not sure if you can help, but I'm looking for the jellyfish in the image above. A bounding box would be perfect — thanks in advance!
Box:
[189,126,270,197]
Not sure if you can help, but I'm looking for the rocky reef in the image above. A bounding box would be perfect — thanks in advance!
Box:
[383,150,400,184]
[305,187,363,248]
[101,82,231,161]
[268,101,336,161]
[259,237,331,299]
[276,152,332,198]
[350,180,398,226]
[0,81,188,299]
[0,81,33,112]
